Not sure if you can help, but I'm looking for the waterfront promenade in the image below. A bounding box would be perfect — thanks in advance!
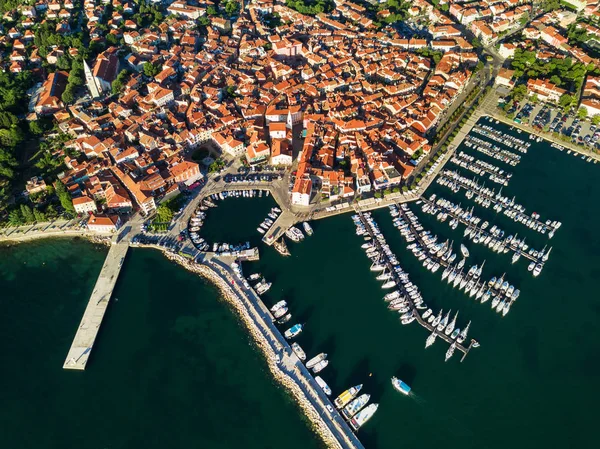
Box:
[63,240,129,370]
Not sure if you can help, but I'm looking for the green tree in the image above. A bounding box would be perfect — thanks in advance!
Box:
[577,106,588,119]
[54,181,76,216]
[20,204,35,223]
[33,208,47,222]
[8,209,22,226]
[224,0,240,16]
[143,61,161,77]
[45,204,58,219]
[198,16,211,27]
[61,85,75,105]
[29,120,46,136]
[56,54,71,71]
[0,111,18,128]
[591,115,600,125]
[207,5,218,15]
[559,93,574,111]
[106,33,119,46]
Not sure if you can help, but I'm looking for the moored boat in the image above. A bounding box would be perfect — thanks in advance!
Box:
[306,353,327,369]
[349,403,378,430]
[461,244,470,258]
[312,359,329,374]
[315,376,331,395]
[291,342,306,361]
[334,384,363,409]
[445,342,456,362]
[343,394,370,419]
[303,222,314,236]
[284,324,303,339]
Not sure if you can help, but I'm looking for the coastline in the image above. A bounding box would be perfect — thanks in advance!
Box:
[141,244,353,449]
[0,229,112,247]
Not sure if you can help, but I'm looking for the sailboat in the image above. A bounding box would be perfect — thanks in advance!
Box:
[460,244,470,258]
[425,332,437,348]
[437,310,451,332]
[444,312,458,336]
[457,321,470,344]
[445,342,456,362]
[432,310,443,327]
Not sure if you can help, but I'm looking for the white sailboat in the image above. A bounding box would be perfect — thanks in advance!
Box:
[425,332,437,348]
[460,244,470,258]
[444,312,458,336]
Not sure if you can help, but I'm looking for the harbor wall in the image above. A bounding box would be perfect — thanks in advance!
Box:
[140,245,363,449]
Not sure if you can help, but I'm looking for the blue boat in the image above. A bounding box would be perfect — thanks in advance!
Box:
[284,324,303,339]
[391,377,411,395]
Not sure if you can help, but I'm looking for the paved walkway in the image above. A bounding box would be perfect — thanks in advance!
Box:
[63,240,129,370]
[206,255,364,449]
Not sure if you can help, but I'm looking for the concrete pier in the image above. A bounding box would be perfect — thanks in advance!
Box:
[203,254,365,449]
[262,210,298,246]
[63,241,129,370]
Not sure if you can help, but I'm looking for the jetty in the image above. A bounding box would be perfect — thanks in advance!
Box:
[419,196,547,265]
[354,210,473,361]
[204,254,365,449]
[63,241,129,370]
[394,204,517,304]
[262,210,298,246]
[437,171,556,235]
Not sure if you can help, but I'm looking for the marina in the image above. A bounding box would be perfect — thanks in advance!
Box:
[391,204,520,316]
[5,114,600,449]
[436,170,559,237]
[352,210,476,361]
[419,195,551,273]
[449,151,512,186]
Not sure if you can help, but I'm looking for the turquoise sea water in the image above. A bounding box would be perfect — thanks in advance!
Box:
[1,119,600,449]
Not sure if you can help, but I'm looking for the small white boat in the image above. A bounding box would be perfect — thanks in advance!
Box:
[303,222,314,236]
[460,244,470,258]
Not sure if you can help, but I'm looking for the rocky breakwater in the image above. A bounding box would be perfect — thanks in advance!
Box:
[153,247,358,449]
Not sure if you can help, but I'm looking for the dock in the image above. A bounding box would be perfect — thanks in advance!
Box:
[205,254,365,449]
[394,204,516,303]
[262,210,298,246]
[354,210,472,361]
[437,170,555,234]
[63,241,129,370]
[419,196,546,265]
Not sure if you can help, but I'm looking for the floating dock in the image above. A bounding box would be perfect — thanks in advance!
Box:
[395,204,515,302]
[63,242,129,370]
[354,210,472,361]
[419,196,545,265]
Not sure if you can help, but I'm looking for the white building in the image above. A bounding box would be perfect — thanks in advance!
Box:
[291,178,312,206]
[73,195,98,214]
[87,214,121,233]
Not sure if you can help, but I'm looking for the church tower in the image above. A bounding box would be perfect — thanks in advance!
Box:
[83,60,101,98]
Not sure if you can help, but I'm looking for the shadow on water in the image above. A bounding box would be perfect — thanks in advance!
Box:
[344,356,372,389]
[393,362,417,386]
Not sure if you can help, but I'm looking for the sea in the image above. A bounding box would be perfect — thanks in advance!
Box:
[1,118,599,449]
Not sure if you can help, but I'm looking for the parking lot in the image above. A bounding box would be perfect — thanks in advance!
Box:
[506,99,600,150]
[224,172,283,183]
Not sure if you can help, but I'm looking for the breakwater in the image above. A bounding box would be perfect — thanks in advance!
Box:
[150,246,363,449]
